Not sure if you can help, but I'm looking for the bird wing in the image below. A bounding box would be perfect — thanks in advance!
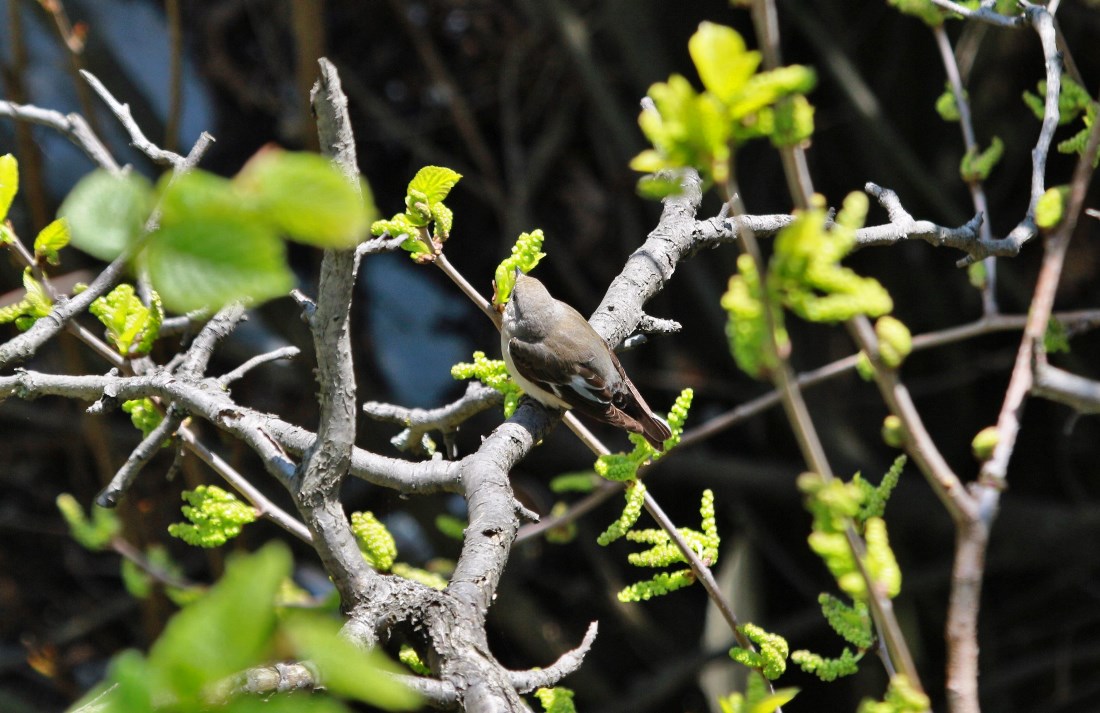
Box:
[507,337,613,406]
[508,334,672,451]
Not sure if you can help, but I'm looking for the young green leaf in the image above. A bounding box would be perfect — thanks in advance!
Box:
[156,170,246,225]
[122,398,165,439]
[59,170,153,261]
[33,218,71,265]
[168,485,257,548]
[0,153,18,221]
[407,165,462,204]
[236,151,374,248]
[281,612,421,710]
[141,213,294,313]
[147,542,290,701]
[90,284,163,357]
[688,22,759,104]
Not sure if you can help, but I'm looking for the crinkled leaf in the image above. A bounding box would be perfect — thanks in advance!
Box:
[688,22,759,104]
[60,170,153,261]
[282,613,421,710]
[236,151,373,248]
[431,200,454,239]
[33,218,71,265]
[148,543,289,701]
[141,214,294,314]
[22,269,52,317]
[408,165,462,205]
[371,213,419,238]
[90,284,162,357]
[0,153,17,221]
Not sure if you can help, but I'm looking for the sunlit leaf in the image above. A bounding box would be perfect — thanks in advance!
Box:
[141,213,294,313]
[60,170,153,261]
[282,613,421,710]
[147,543,290,701]
[688,22,759,104]
[236,151,373,248]
[33,218,71,265]
[0,154,17,221]
[407,165,462,205]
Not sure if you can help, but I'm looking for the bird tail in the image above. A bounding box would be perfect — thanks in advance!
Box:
[617,380,672,451]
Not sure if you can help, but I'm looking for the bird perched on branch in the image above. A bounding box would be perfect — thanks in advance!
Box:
[500,271,671,450]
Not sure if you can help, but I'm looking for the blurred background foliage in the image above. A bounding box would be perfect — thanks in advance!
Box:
[1,1,1100,711]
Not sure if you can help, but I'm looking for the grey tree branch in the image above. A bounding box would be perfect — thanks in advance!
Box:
[217,346,300,387]
[1032,359,1100,414]
[80,69,188,169]
[0,98,120,172]
[363,381,502,456]
[508,621,599,693]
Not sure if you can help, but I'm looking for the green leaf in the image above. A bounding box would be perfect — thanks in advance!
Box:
[0,153,18,221]
[33,218,71,265]
[141,213,294,313]
[21,268,52,318]
[103,650,158,712]
[122,398,164,439]
[167,485,257,548]
[636,174,684,199]
[430,200,454,239]
[350,511,398,571]
[229,695,353,713]
[750,688,800,713]
[959,136,1004,182]
[59,170,153,261]
[1036,185,1069,229]
[407,165,462,205]
[236,151,374,249]
[688,22,759,104]
[281,612,421,710]
[147,542,290,701]
[157,170,246,226]
[90,284,163,357]
[56,493,121,551]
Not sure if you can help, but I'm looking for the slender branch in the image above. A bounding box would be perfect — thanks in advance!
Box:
[1032,360,1100,413]
[929,0,1027,27]
[507,621,599,693]
[0,99,119,172]
[847,318,975,524]
[96,407,185,507]
[80,70,186,168]
[946,89,1100,713]
[176,428,313,544]
[217,346,300,387]
[641,490,755,651]
[363,382,502,456]
[979,96,1100,489]
[932,24,998,314]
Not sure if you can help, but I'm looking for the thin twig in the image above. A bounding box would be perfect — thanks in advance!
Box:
[932,24,998,314]
[217,346,300,387]
[80,70,186,168]
[0,99,119,172]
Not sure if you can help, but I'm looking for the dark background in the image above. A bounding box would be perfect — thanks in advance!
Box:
[2,1,1100,711]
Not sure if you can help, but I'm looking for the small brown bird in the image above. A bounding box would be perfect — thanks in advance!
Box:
[501,272,671,450]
